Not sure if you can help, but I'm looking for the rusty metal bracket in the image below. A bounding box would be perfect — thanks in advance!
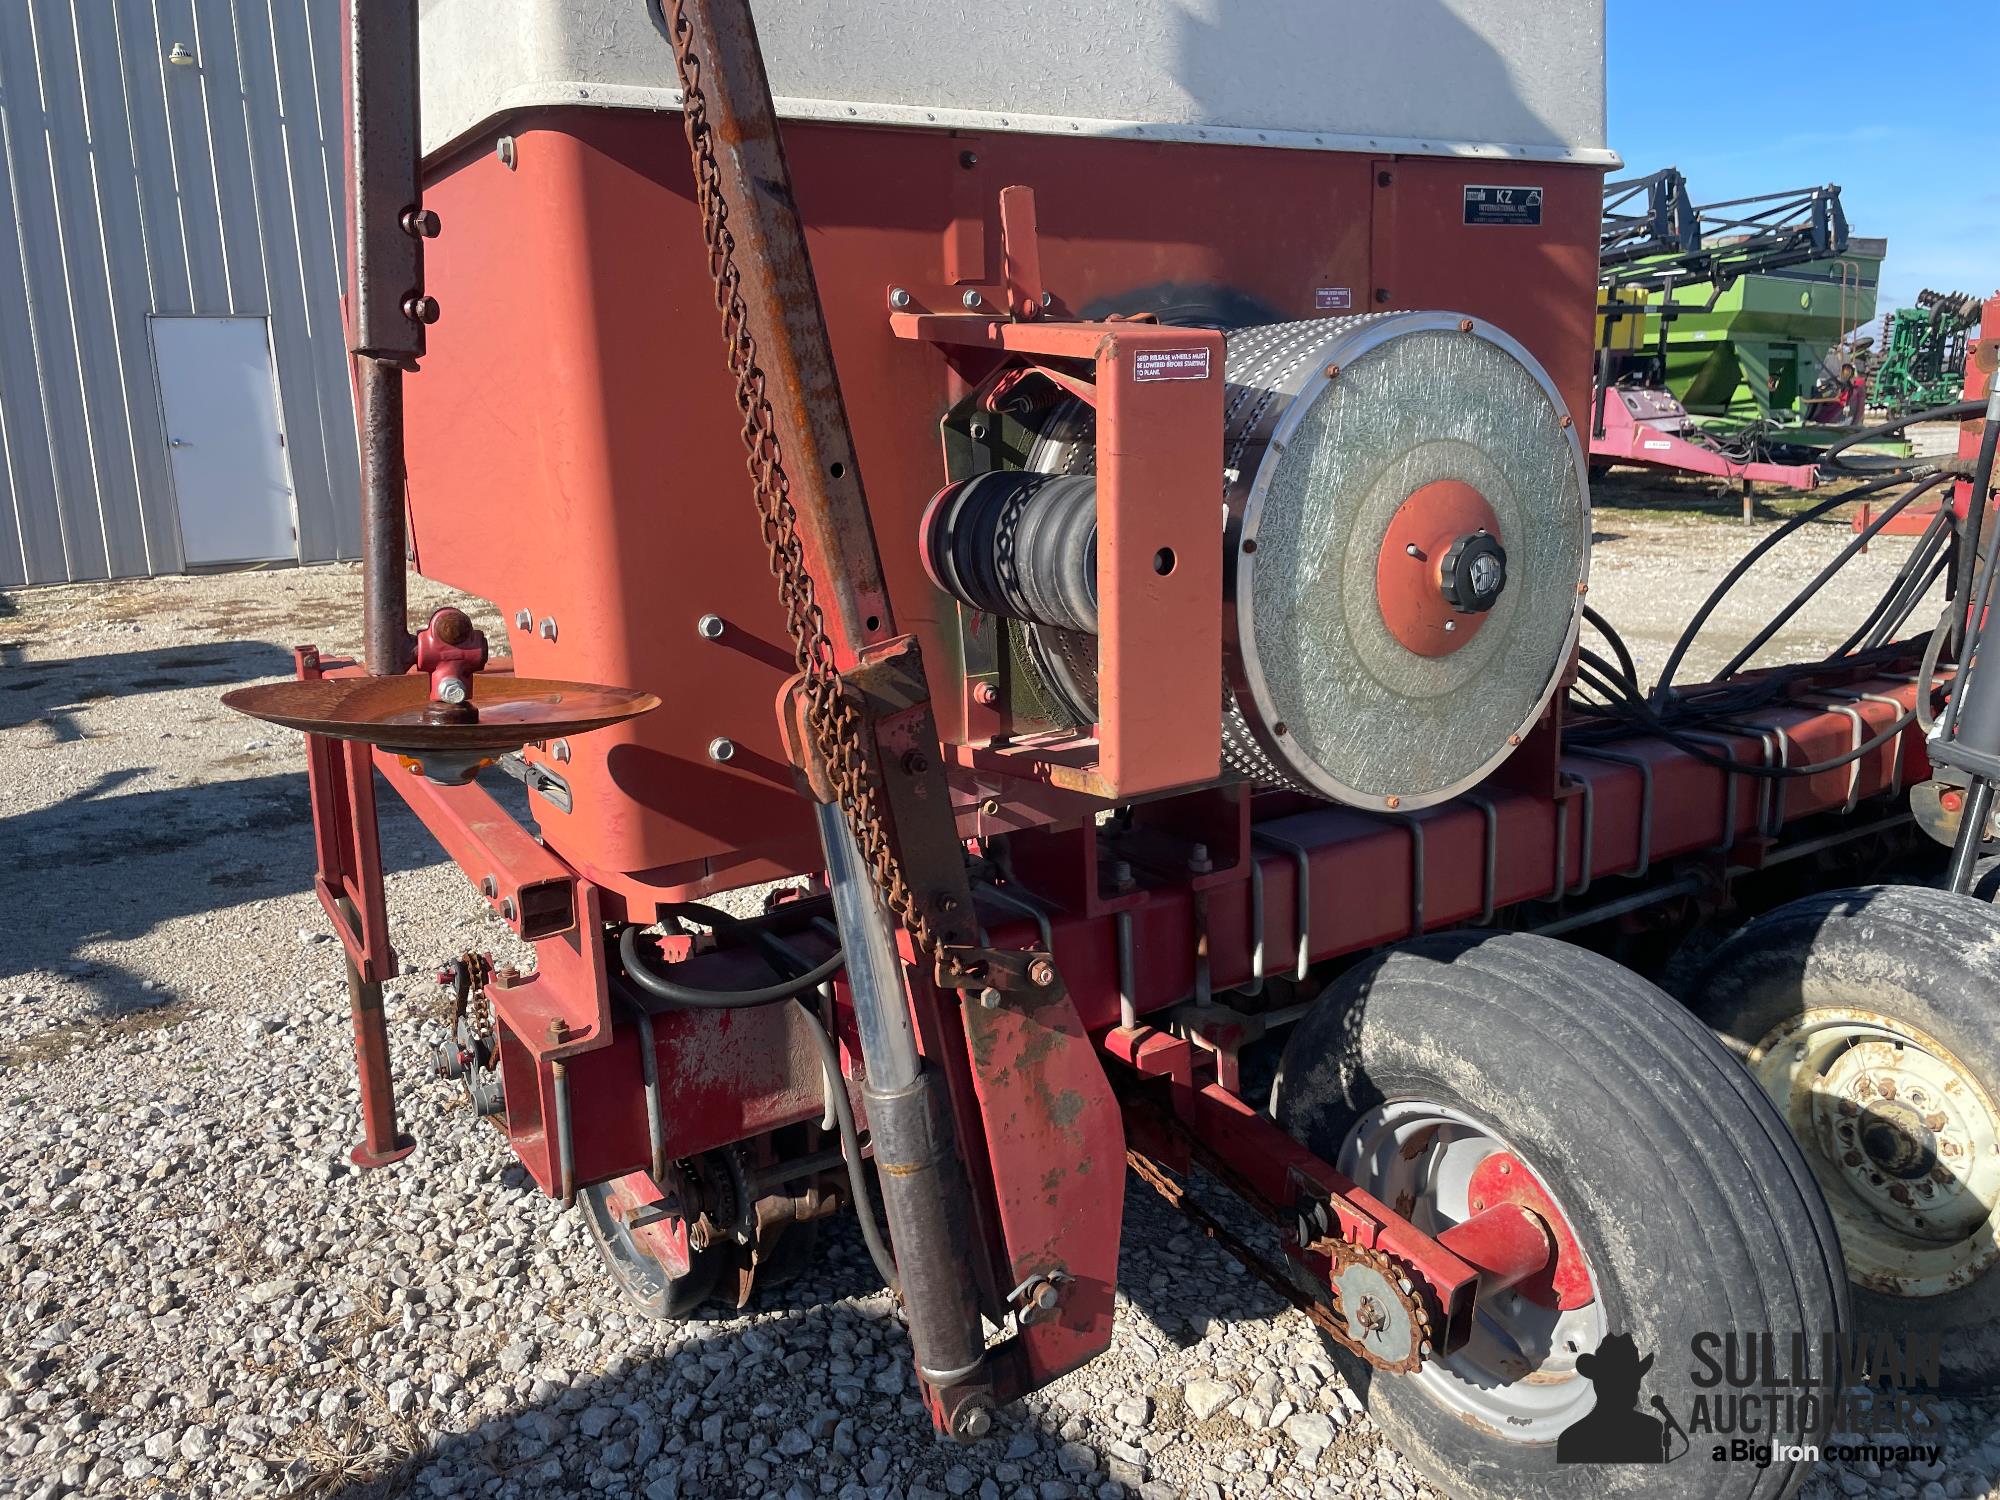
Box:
[843,637,983,954]
[937,945,1057,996]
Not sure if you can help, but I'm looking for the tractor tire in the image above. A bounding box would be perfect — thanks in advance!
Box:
[1688,884,2000,1389]
[1273,931,1845,1500]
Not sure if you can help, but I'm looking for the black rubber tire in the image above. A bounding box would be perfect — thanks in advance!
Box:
[1687,883,2000,1390]
[579,1181,727,1319]
[1273,931,1846,1500]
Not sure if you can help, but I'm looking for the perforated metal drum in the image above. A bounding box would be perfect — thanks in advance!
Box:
[1024,310,1590,809]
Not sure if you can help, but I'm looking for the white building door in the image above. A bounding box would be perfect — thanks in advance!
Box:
[151,316,297,566]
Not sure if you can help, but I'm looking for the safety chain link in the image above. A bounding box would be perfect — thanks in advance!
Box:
[664,0,944,960]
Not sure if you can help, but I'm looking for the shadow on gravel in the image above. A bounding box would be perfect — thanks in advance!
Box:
[0,749,536,1010]
[0,639,294,735]
[306,1172,1301,1500]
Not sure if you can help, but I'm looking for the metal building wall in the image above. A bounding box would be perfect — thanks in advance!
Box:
[0,0,358,588]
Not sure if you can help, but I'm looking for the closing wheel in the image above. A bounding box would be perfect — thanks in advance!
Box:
[1689,884,2000,1388]
[580,1168,729,1320]
[1273,932,1845,1500]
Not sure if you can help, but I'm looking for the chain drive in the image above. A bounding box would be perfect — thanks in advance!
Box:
[1127,1148,1436,1373]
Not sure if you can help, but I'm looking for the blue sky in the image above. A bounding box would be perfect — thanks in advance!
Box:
[1606,0,1998,336]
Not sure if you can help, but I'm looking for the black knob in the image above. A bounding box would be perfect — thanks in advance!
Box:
[1439,532,1507,614]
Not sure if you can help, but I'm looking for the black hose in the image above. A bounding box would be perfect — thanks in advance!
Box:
[793,1003,901,1293]
[1822,398,1984,475]
[1583,606,1641,697]
[618,915,901,1289]
[619,923,844,1009]
[1833,502,1956,657]
[1652,469,1917,704]
[1710,473,1949,681]
[1950,391,2000,653]
[1918,605,1955,734]
[1861,525,1956,654]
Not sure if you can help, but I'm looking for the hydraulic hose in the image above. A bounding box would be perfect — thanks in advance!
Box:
[1709,473,1949,681]
[619,922,844,1009]
[1950,382,2000,653]
[1821,398,1984,476]
[616,915,902,1290]
[1653,469,1916,703]
[793,1002,901,1293]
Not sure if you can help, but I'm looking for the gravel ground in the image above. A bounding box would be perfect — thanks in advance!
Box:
[0,490,1995,1500]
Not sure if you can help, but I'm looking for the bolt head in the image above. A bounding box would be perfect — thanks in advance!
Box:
[1027,957,1056,988]
[962,288,984,310]
[434,676,469,704]
[551,739,571,763]
[954,1403,993,1441]
[973,681,1000,707]
[403,294,441,325]
[513,608,532,630]
[889,287,912,310]
[1041,290,1054,308]
[707,737,736,763]
[978,988,1002,1010]
[696,613,725,640]
[537,617,557,641]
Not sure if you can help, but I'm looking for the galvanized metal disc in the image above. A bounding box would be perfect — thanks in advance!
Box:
[1223,313,1588,806]
[1020,311,1586,808]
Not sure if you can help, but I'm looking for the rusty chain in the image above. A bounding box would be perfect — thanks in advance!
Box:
[1127,1147,1436,1372]
[663,0,946,961]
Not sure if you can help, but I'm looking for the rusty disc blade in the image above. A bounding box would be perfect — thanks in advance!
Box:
[222,674,661,753]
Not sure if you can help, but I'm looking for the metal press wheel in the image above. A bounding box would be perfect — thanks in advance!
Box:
[1273,931,1846,1500]
[1690,884,2000,1389]
[580,1166,729,1320]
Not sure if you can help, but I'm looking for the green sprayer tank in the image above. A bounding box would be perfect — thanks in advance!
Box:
[1646,236,1885,421]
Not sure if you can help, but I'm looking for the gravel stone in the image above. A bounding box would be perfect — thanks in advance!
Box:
[1183,1379,1234,1421]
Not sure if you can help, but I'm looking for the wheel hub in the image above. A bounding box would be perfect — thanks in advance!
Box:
[1856,1096,1937,1181]
[1337,1101,1605,1442]
[1757,1007,2000,1297]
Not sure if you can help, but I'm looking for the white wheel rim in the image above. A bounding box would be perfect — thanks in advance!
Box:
[1338,1101,1605,1442]
[1748,1006,2000,1298]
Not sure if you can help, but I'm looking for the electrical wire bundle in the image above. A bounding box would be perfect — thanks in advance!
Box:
[1568,398,1995,781]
